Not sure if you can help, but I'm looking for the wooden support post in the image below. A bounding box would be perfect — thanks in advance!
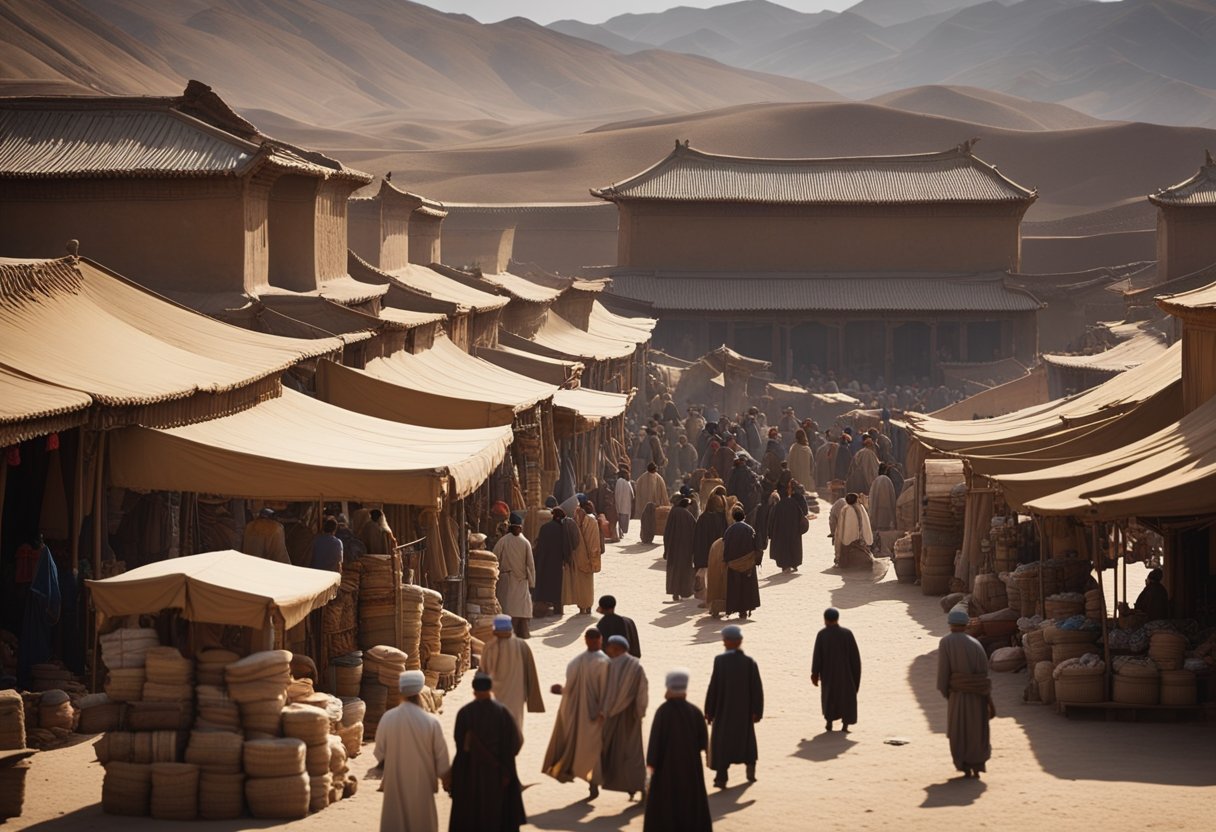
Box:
[71,430,84,573]
[1094,522,1112,701]
[92,432,105,578]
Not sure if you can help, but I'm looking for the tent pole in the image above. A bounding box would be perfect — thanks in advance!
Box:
[92,432,105,578]
[71,429,84,573]
[1094,521,1112,702]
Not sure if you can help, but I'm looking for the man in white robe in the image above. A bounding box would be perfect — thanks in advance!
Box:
[614,468,635,538]
[833,493,874,569]
[480,615,545,735]
[493,513,536,637]
[375,670,450,832]
[542,627,611,799]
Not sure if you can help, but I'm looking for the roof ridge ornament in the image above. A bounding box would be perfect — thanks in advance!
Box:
[958,137,981,156]
[1206,149,1214,168]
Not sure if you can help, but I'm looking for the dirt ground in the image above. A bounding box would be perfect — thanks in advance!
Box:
[12,503,1216,831]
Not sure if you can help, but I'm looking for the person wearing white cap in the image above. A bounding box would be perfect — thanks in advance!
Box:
[704,624,763,788]
[493,512,536,637]
[480,614,544,735]
[600,635,648,801]
[542,627,610,799]
[937,608,993,778]
[374,670,450,832]
[644,669,711,832]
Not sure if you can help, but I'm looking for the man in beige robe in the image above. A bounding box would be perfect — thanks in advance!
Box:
[563,502,602,615]
[542,628,611,799]
[600,635,648,800]
[845,437,881,495]
[833,493,874,569]
[375,670,450,832]
[936,609,993,778]
[242,508,290,564]
[480,615,545,735]
[493,513,535,637]
[705,537,727,618]
[635,463,668,513]
[360,508,397,555]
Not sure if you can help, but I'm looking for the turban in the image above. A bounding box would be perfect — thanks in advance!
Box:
[398,670,425,696]
[947,609,970,626]
[491,501,510,517]
[607,635,630,650]
[545,496,558,508]
[508,511,524,526]
[721,624,743,641]
[493,614,513,633]
[665,669,690,693]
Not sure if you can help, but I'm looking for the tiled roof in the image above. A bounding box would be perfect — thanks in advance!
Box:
[1149,153,1216,207]
[592,141,1035,205]
[0,83,370,183]
[607,271,1042,313]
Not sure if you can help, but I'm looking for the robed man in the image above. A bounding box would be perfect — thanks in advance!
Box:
[811,608,862,732]
[833,435,853,483]
[376,671,451,832]
[845,438,881,495]
[769,481,809,572]
[722,507,761,619]
[644,670,712,832]
[493,514,535,638]
[563,503,601,615]
[693,487,728,600]
[834,493,874,570]
[937,609,993,778]
[636,463,669,523]
[663,496,697,601]
[542,628,611,798]
[532,509,572,615]
[596,595,641,659]
[868,467,898,532]
[814,438,837,499]
[448,674,526,832]
[600,636,648,800]
[727,456,762,518]
[480,615,544,734]
[704,625,764,788]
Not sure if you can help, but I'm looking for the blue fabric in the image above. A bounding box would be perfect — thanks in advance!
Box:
[19,545,60,687]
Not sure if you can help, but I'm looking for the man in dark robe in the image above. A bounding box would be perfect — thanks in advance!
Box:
[832,434,853,483]
[692,488,728,574]
[663,497,697,601]
[811,607,861,732]
[448,674,526,832]
[711,441,736,484]
[743,411,763,459]
[727,456,762,519]
[595,595,641,659]
[1122,567,1170,622]
[722,508,761,619]
[644,669,711,832]
[937,609,992,778]
[532,510,572,617]
[769,479,809,572]
[19,536,61,688]
[752,480,779,554]
[704,625,764,788]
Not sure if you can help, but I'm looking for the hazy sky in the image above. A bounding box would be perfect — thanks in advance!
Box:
[416,1,858,25]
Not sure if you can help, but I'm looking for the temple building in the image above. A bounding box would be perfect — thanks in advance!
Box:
[1149,151,1216,283]
[594,140,1043,382]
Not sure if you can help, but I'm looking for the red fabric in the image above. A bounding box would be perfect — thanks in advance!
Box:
[46,433,60,451]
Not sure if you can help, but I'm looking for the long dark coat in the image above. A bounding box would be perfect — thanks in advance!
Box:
[449,697,526,832]
[722,521,761,615]
[596,612,641,659]
[727,464,762,517]
[692,506,727,570]
[811,625,862,725]
[532,519,570,608]
[768,493,808,569]
[753,490,778,552]
[663,504,697,598]
[704,649,764,768]
[644,698,711,832]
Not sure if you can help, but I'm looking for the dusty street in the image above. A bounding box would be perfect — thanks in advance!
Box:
[13,505,1216,831]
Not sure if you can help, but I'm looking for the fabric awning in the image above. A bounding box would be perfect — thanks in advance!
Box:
[387,264,508,313]
[474,344,582,386]
[480,272,563,303]
[1042,329,1170,373]
[107,389,512,505]
[907,343,1181,452]
[316,336,557,429]
[587,300,655,347]
[0,257,339,427]
[86,550,339,630]
[554,387,628,421]
[526,310,638,360]
[0,366,92,445]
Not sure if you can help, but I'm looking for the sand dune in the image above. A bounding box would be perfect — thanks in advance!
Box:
[868,86,1108,131]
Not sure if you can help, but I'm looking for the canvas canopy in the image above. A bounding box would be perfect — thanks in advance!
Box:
[87,550,339,630]
[107,389,512,505]
[526,310,637,360]
[387,264,508,312]
[1004,392,1216,519]
[554,387,628,421]
[0,366,92,446]
[316,336,557,429]
[474,344,582,386]
[1041,329,1169,373]
[588,300,656,346]
[0,257,338,427]
[907,343,1181,452]
[480,271,563,303]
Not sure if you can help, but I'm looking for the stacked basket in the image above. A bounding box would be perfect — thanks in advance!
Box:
[1043,624,1099,665]
[400,585,425,671]
[102,761,153,816]
[150,761,200,821]
[465,549,501,622]
[337,698,365,757]
[184,728,245,819]
[1053,656,1105,704]
[357,556,399,650]
[419,589,445,686]
[143,647,195,705]
[226,651,292,739]
[921,460,964,596]
[243,738,309,820]
[437,610,472,690]
[1084,589,1104,622]
[281,704,332,813]
[1112,656,1159,705]
[329,652,364,698]
[196,649,241,687]
[1160,670,1198,705]
[1148,631,1187,671]
[196,685,240,732]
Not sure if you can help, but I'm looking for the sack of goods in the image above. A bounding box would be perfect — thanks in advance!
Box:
[99,628,161,670]
[150,761,200,821]
[1044,592,1085,620]
[94,730,183,765]
[198,770,245,820]
[196,649,242,687]
[104,668,146,703]
[400,585,426,672]
[225,651,292,704]
[1112,655,1160,705]
[184,729,244,774]
[127,700,193,732]
[37,690,77,732]
[0,690,26,751]
[419,588,445,667]
[239,693,288,738]
[971,573,1008,615]
[144,647,195,686]
[310,772,333,813]
[77,693,123,734]
[366,645,409,688]
[196,685,241,732]
[281,704,330,749]
[244,738,309,820]
[989,646,1026,673]
[329,652,363,699]
[102,761,153,816]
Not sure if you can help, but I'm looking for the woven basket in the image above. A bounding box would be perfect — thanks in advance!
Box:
[1042,625,1097,646]
[1034,661,1055,705]
[1051,643,1096,665]
[1148,632,1187,671]
[0,761,29,819]
[127,701,194,732]
[1113,673,1159,705]
[1044,598,1084,620]
[198,771,245,820]
[305,740,331,776]
[185,730,244,773]
[104,668,146,702]
[144,647,195,686]
[240,695,287,736]
[245,772,309,819]
[150,762,199,821]
[102,761,152,816]
[426,654,458,673]
[243,738,306,778]
[1054,667,1104,703]
[335,664,362,698]
[78,701,124,734]
[337,722,363,757]
[310,773,333,813]
[226,650,293,681]
[142,681,194,702]
[1159,670,1197,706]
[1023,629,1050,666]
[282,704,330,746]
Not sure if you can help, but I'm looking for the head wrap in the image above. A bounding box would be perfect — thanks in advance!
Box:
[575,492,587,503]
[947,609,970,626]
[679,485,693,497]
[493,614,513,633]
[824,607,840,622]
[491,501,510,518]
[598,595,616,611]
[665,668,690,693]
[607,635,630,650]
[508,511,524,526]
[471,673,493,692]
[398,670,426,696]
[545,496,558,508]
[721,624,743,641]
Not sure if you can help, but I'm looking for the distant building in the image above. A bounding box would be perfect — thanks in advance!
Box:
[593,140,1042,382]
[1149,152,1216,282]
[441,203,617,274]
